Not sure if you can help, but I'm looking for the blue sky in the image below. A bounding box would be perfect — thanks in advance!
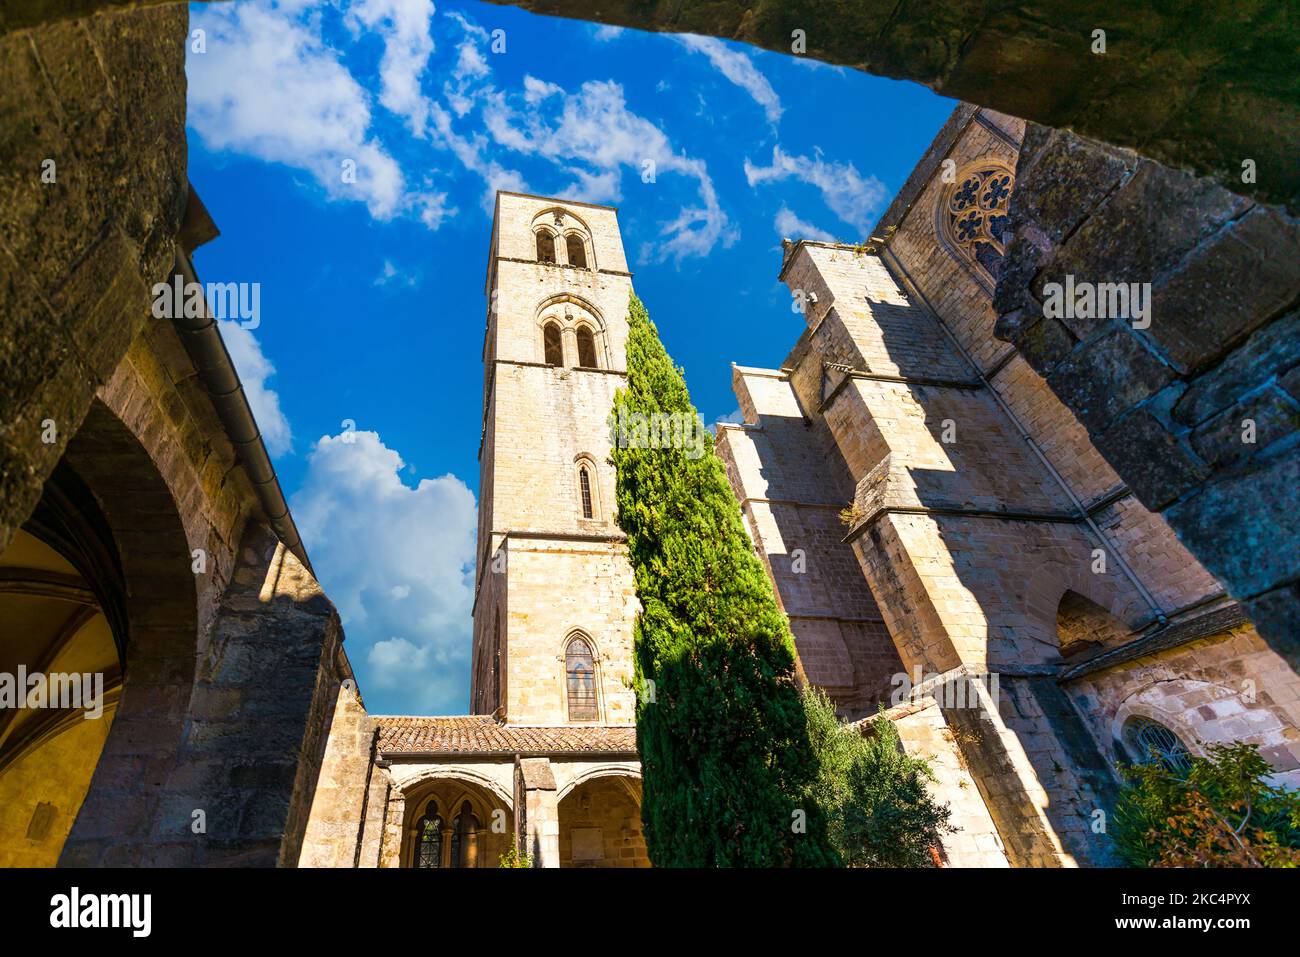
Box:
[184,0,955,715]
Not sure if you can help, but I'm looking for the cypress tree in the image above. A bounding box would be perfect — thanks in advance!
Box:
[610,294,838,866]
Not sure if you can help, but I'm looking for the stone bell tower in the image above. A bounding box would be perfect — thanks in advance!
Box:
[469,192,640,727]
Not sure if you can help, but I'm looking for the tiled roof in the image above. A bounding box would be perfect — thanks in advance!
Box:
[376,715,638,756]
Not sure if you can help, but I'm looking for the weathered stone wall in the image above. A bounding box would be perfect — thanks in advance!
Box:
[63,524,345,865]
[715,368,900,716]
[876,109,1223,624]
[1065,623,1300,790]
[490,538,639,726]
[995,123,1300,662]
[886,700,1008,868]
[0,4,189,550]
[298,680,375,868]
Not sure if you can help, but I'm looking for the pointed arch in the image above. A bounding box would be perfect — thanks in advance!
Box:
[564,631,600,722]
[574,453,602,521]
[543,321,563,366]
[575,324,599,368]
[565,232,588,269]
[535,228,557,264]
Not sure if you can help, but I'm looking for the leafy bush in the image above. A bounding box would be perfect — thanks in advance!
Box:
[498,845,533,868]
[1112,741,1300,867]
[802,686,952,867]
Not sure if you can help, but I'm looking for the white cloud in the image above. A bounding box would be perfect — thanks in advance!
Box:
[291,430,478,714]
[218,320,293,458]
[374,258,421,288]
[678,34,782,123]
[774,204,837,243]
[592,25,625,42]
[187,1,444,228]
[481,78,735,261]
[345,0,438,136]
[745,145,887,234]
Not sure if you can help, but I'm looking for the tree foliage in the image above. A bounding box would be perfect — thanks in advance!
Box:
[611,294,837,866]
[1112,741,1300,867]
[802,687,953,867]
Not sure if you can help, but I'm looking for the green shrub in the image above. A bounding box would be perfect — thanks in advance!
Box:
[1111,741,1300,867]
[802,686,952,867]
[498,845,533,868]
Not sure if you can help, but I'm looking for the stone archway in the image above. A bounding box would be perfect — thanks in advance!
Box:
[399,773,514,868]
[7,401,202,867]
[557,772,649,867]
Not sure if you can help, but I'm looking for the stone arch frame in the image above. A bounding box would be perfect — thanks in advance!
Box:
[573,452,603,522]
[531,207,597,270]
[573,320,601,368]
[556,765,642,804]
[533,224,559,264]
[1020,560,1145,663]
[933,155,1017,293]
[398,768,514,868]
[1110,698,1206,768]
[562,229,594,270]
[534,293,610,369]
[52,400,201,865]
[559,628,605,724]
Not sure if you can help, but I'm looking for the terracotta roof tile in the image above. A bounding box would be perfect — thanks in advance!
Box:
[376,715,637,756]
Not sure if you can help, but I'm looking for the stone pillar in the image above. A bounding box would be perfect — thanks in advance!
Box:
[516,757,559,868]
[379,788,406,869]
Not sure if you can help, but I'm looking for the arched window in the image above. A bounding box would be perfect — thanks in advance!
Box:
[935,160,1016,287]
[1122,717,1192,772]
[536,230,556,264]
[565,636,598,721]
[575,325,598,368]
[565,234,587,269]
[415,800,443,868]
[543,322,563,366]
[449,800,479,868]
[578,465,594,519]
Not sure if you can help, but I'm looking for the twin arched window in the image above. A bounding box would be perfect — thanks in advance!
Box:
[540,320,601,368]
[534,221,592,269]
[565,636,598,721]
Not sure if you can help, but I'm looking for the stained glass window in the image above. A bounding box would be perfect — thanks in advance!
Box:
[415,801,443,869]
[938,162,1016,283]
[566,636,598,721]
